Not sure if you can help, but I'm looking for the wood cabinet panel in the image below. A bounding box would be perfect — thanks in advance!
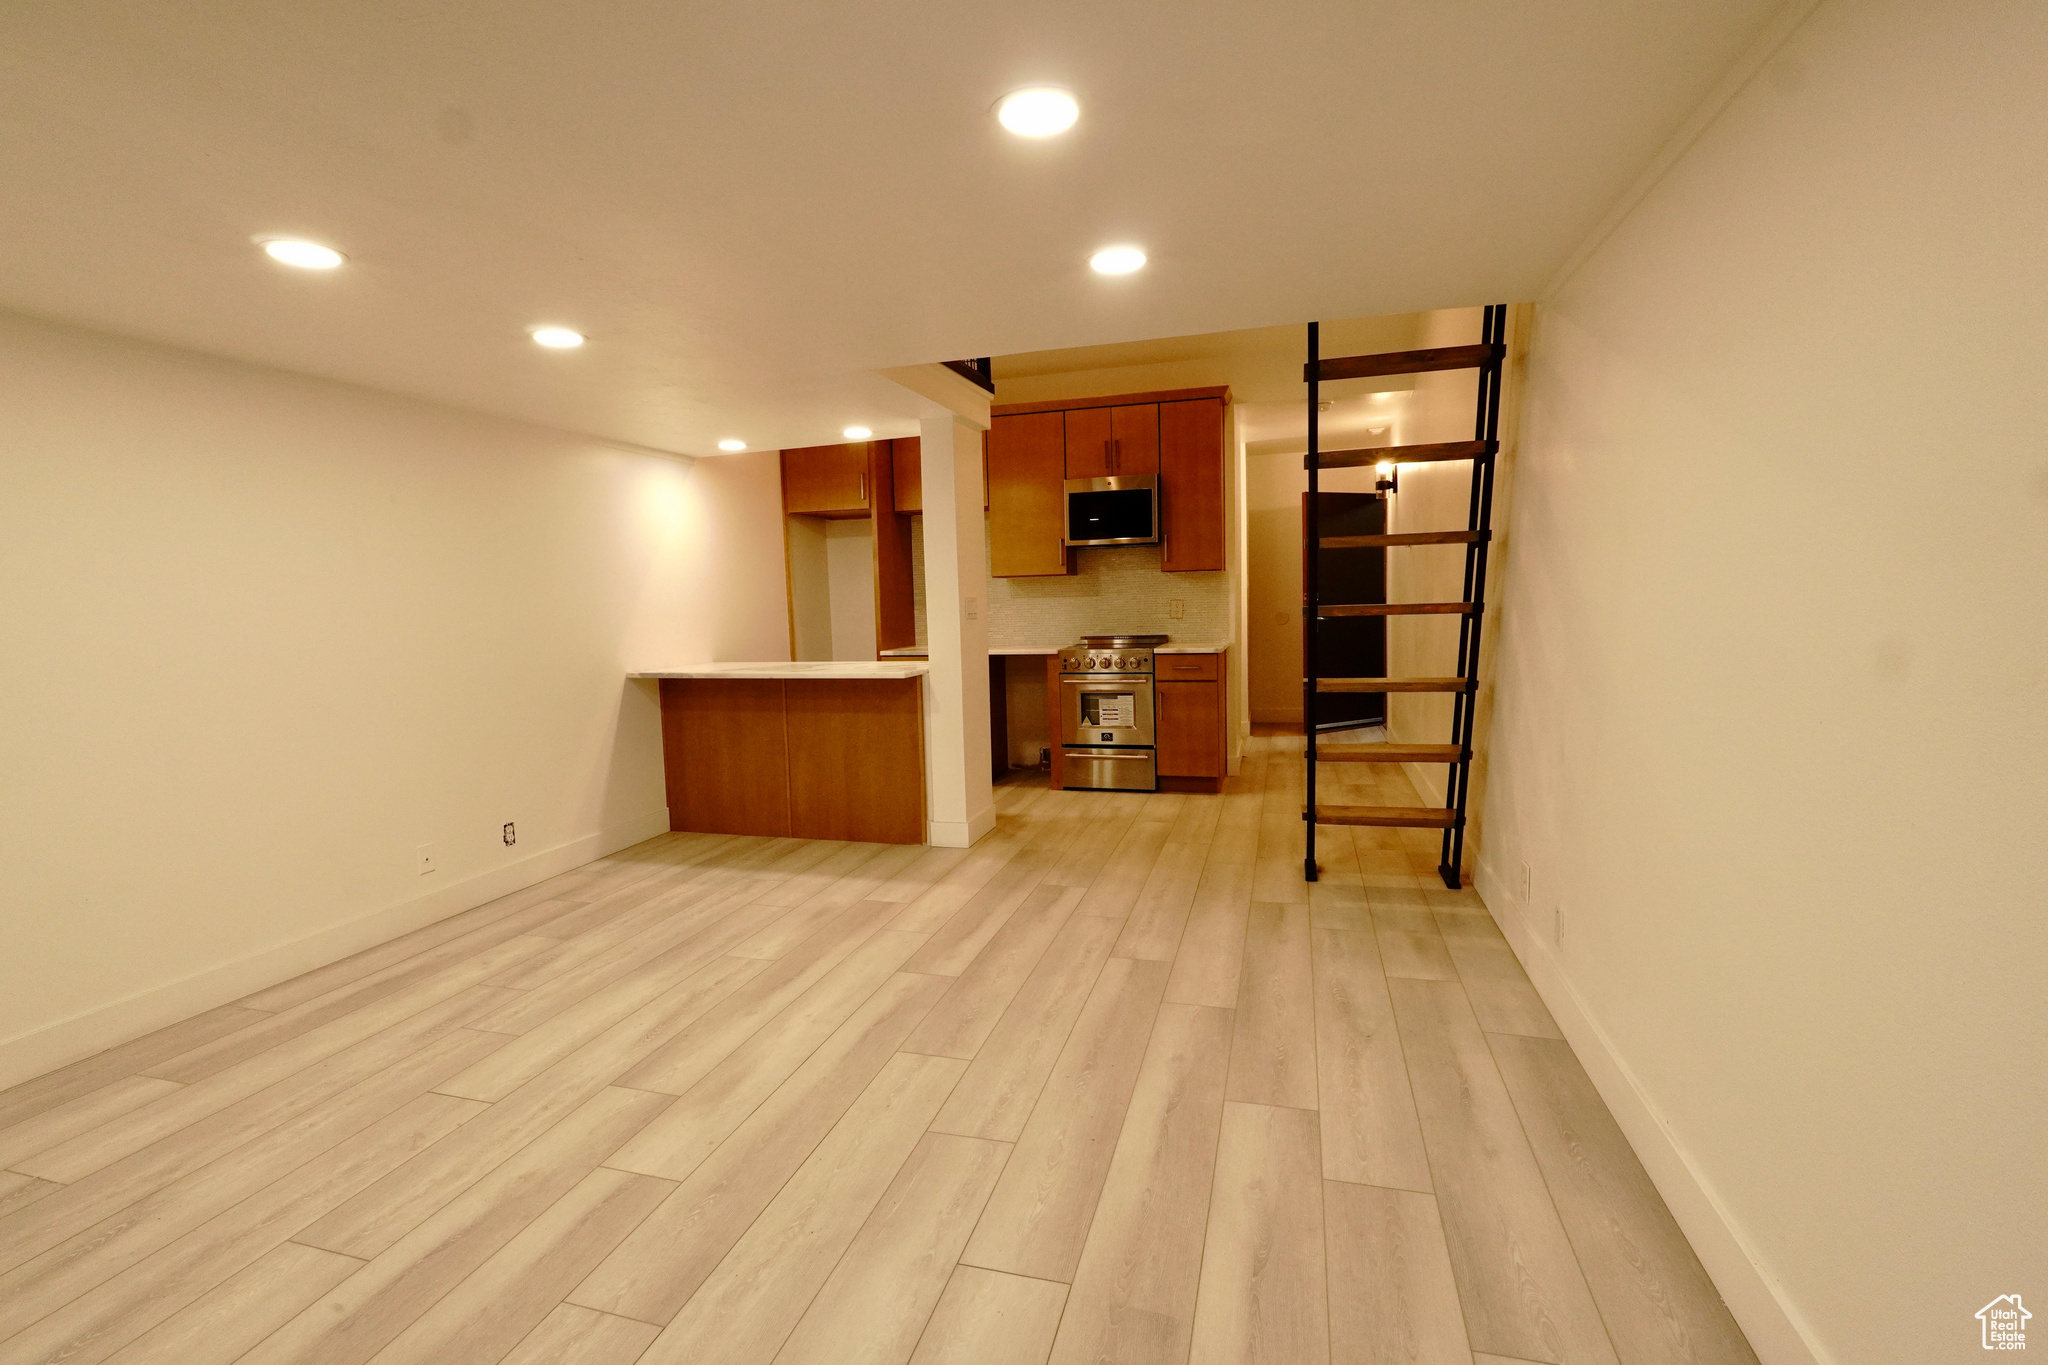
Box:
[1063,407,1113,480]
[660,679,791,836]
[1109,404,1159,478]
[1160,398,1225,572]
[782,443,872,515]
[873,446,916,653]
[1156,656,1225,780]
[1045,654,1066,791]
[990,656,1009,781]
[1157,653,1221,682]
[891,438,922,514]
[785,678,925,843]
[988,412,1071,578]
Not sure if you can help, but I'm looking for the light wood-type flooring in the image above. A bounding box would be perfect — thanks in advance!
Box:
[0,736,1759,1365]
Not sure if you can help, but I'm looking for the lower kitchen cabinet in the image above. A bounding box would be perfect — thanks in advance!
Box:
[659,676,925,843]
[1155,651,1227,789]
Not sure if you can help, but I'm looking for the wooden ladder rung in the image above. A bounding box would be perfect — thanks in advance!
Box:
[1319,602,1474,617]
[1307,344,1503,383]
[1321,530,1489,549]
[1317,744,1465,764]
[1311,440,1496,471]
[1317,677,1475,693]
[1314,804,1460,829]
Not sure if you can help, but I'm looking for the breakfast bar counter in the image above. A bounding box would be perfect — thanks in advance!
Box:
[630,664,927,844]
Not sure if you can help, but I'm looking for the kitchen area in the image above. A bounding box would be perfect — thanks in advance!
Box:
[634,379,1241,845]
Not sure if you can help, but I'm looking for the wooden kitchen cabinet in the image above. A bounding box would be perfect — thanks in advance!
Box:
[987,411,1071,577]
[659,675,925,843]
[1063,406,1111,479]
[660,679,793,836]
[781,443,872,516]
[1110,404,1159,478]
[872,442,916,652]
[988,385,1224,581]
[890,438,921,513]
[1156,651,1227,787]
[1064,404,1157,480]
[1160,397,1225,571]
[784,678,925,842]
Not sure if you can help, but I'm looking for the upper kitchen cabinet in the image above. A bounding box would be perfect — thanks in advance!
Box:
[1160,397,1225,571]
[781,442,872,516]
[889,438,921,513]
[987,411,1071,577]
[1063,404,1158,480]
[988,385,1226,577]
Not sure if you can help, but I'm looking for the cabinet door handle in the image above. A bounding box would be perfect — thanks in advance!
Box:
[859,469,867,504]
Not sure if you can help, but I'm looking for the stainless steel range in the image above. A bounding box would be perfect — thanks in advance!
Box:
[1057,634,1166,791]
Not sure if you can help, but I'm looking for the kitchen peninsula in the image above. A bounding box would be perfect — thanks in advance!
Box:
[630,662,927,845]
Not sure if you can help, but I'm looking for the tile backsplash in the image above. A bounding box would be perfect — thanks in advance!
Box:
[914,534,1233,649]
[987,544,1231,646]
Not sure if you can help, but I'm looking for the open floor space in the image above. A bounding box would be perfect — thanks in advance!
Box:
[0,738,1751,1365]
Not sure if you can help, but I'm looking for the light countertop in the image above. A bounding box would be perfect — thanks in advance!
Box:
[630,662,928,680]
[878,643,1228,659]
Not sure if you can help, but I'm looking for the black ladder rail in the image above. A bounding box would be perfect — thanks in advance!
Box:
[1439,304,1506,888]
[1303,306,1507,890]
[1303,322,1321,882]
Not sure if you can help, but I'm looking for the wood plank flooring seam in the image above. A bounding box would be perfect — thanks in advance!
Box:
[0,808,1758,1365]
[1317,1174,1436,1195]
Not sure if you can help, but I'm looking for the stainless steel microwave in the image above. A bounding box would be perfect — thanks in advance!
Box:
[1065,476,1157,547]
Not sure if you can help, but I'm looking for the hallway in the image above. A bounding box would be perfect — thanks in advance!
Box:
[0,737,1754,1365]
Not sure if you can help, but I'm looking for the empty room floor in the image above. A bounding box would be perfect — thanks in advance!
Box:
[0,736,1757,1365]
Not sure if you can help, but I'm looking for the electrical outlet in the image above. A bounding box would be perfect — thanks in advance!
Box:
[1168,599,1186,619]
[417,843,436,876]
[503,822,517,847]
[964,596,979,620]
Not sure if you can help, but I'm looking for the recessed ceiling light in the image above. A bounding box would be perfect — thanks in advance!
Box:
[529,327,585,349]
[995,87,1080,138]
[717,439,747,452]
[258,238,344,270]
[1089,245,1146,275]
[843,426,873,440]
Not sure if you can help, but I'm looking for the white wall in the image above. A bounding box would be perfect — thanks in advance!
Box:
[824,520,878,661]
[0,312,788,1086]
[1482,3,2047,1362]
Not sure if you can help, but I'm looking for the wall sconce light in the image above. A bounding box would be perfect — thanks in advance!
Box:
[1375,460,1398,495]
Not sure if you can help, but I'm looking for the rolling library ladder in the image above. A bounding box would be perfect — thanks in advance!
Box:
[1302,304,1506,889]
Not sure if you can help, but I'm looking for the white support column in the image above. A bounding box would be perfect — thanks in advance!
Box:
[918,411,996,846]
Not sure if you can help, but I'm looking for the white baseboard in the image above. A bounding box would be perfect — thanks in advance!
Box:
[1404,758,1448,808]
[1471,856,1829,1365]
[0,807,672,1092]
[929,804,998,848]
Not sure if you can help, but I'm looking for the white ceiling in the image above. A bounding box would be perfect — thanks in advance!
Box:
[0,0,1781,456]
